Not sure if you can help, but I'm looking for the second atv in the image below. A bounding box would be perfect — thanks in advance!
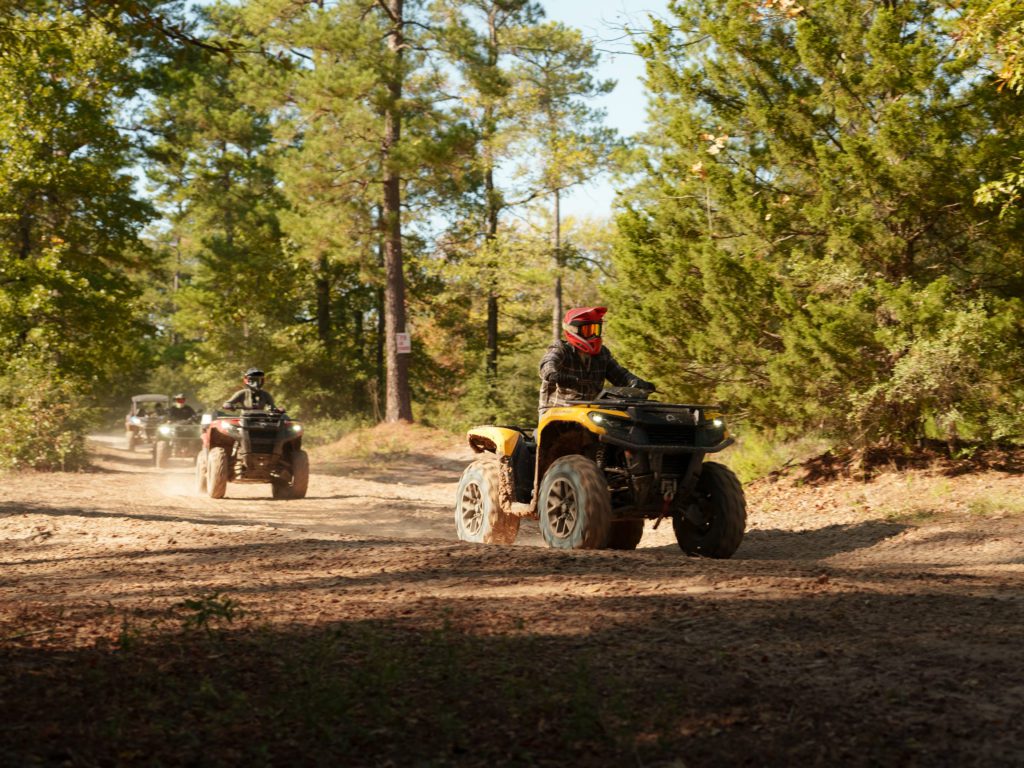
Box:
[152,417,203,468]
[195,408,309,499]
[454,387,745,557]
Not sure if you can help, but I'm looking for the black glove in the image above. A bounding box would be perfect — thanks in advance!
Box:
[556,371,580,388]
[630,378,656,393]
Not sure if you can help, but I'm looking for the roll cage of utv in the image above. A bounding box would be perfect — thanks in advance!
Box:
[125,394,170,452]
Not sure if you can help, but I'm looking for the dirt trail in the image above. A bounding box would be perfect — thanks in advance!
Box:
[2,432,1024,765]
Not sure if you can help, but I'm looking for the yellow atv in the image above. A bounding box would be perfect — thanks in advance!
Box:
[454,387,745,557]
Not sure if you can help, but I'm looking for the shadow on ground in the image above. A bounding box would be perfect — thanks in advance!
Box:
[1,584,1022,767]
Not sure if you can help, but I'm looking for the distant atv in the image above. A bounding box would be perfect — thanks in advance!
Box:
[455,387,745,557]
[152,417,203,469]
[125,394,169,452]
[195,407,309,499]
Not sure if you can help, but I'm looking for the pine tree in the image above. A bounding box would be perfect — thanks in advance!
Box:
[509,20,619,339]
[612,0,1024,447]
[432,0,544,378]
[242,0,460,422]
[144,8,294,409]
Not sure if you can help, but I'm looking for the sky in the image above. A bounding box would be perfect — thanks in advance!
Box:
[540,0,672,219]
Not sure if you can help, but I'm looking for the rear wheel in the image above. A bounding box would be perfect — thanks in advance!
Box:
[538,455,610,550]
[607,519,644,550]
[454,457,520,545]
[154,441,169,469]
[673,461,746,558]
[195,448,208,494]
[272,449,310,500]
[207,447,229,499]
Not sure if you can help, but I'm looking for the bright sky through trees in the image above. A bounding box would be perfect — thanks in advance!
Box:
[542,0,669,217]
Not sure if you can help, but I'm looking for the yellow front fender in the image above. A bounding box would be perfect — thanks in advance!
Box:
[467,426,522,457]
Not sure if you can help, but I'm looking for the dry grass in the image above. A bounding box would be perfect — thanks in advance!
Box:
[311,421,467,462]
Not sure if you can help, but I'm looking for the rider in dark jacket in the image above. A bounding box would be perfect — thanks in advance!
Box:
[167,393,197,421]
[224,368,276,411]
[539,306,654,410]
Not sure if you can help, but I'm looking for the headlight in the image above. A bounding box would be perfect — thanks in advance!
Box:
[712,418,723,428]
[291,424,303,433]
[587,412,630,429]
[158,425,173,436]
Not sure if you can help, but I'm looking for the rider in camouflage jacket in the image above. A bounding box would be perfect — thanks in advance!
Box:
[539,307,654,410]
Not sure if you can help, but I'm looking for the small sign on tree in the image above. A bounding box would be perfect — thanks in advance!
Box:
[396,332,411,354]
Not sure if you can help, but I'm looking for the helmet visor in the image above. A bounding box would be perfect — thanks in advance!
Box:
[577,322,602,339]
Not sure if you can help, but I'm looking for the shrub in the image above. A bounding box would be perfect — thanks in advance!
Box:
[0,363,96,471]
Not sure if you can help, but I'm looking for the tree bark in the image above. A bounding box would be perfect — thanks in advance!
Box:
[552,187,562,342]
[315,253,331,348]
[382,0,412,422]
[375,285,385,420]
[484,165,499,377]
[484,9,500,378]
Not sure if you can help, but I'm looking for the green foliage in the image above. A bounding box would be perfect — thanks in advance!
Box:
[960,0,1024,94]
[718,429,831,485]
[415,219,605,430]
[177,592,244,634]
[299,414,372,447]
[0,4,157,465]
[612,0,1024,448]
[959,1,1024,218]
[0,360,96,471]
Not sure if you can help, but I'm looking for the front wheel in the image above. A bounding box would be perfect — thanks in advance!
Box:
[538,455,611,550]
[673,461,746,558]
[195,448,208,494]
[154,441,169,469]
[454,457,520,545]
[272,449,310,500]
[207,447,229,499]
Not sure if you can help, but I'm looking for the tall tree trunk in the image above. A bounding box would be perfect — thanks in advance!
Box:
[485,163,499,377]
[376,285,385,418]
[315,253,331,348]
[172,236,182,346]
[486,293,498,375]
[484,11,500,378]
[382,0,412,422]
[551,187,562,342]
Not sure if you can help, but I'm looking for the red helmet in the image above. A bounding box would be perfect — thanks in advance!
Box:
[563,306,606,355]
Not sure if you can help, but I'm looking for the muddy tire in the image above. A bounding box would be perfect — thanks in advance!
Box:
[206,447,229,499]
[195,448,208,494]
[273,449,310,500]
[538,455,611,550]
[673,461,746,558]
[607,519,644,550]
[454,457,520,545]
[154,441,169,469]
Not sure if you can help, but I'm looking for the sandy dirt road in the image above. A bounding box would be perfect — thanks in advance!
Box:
[2,432,1024,766]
